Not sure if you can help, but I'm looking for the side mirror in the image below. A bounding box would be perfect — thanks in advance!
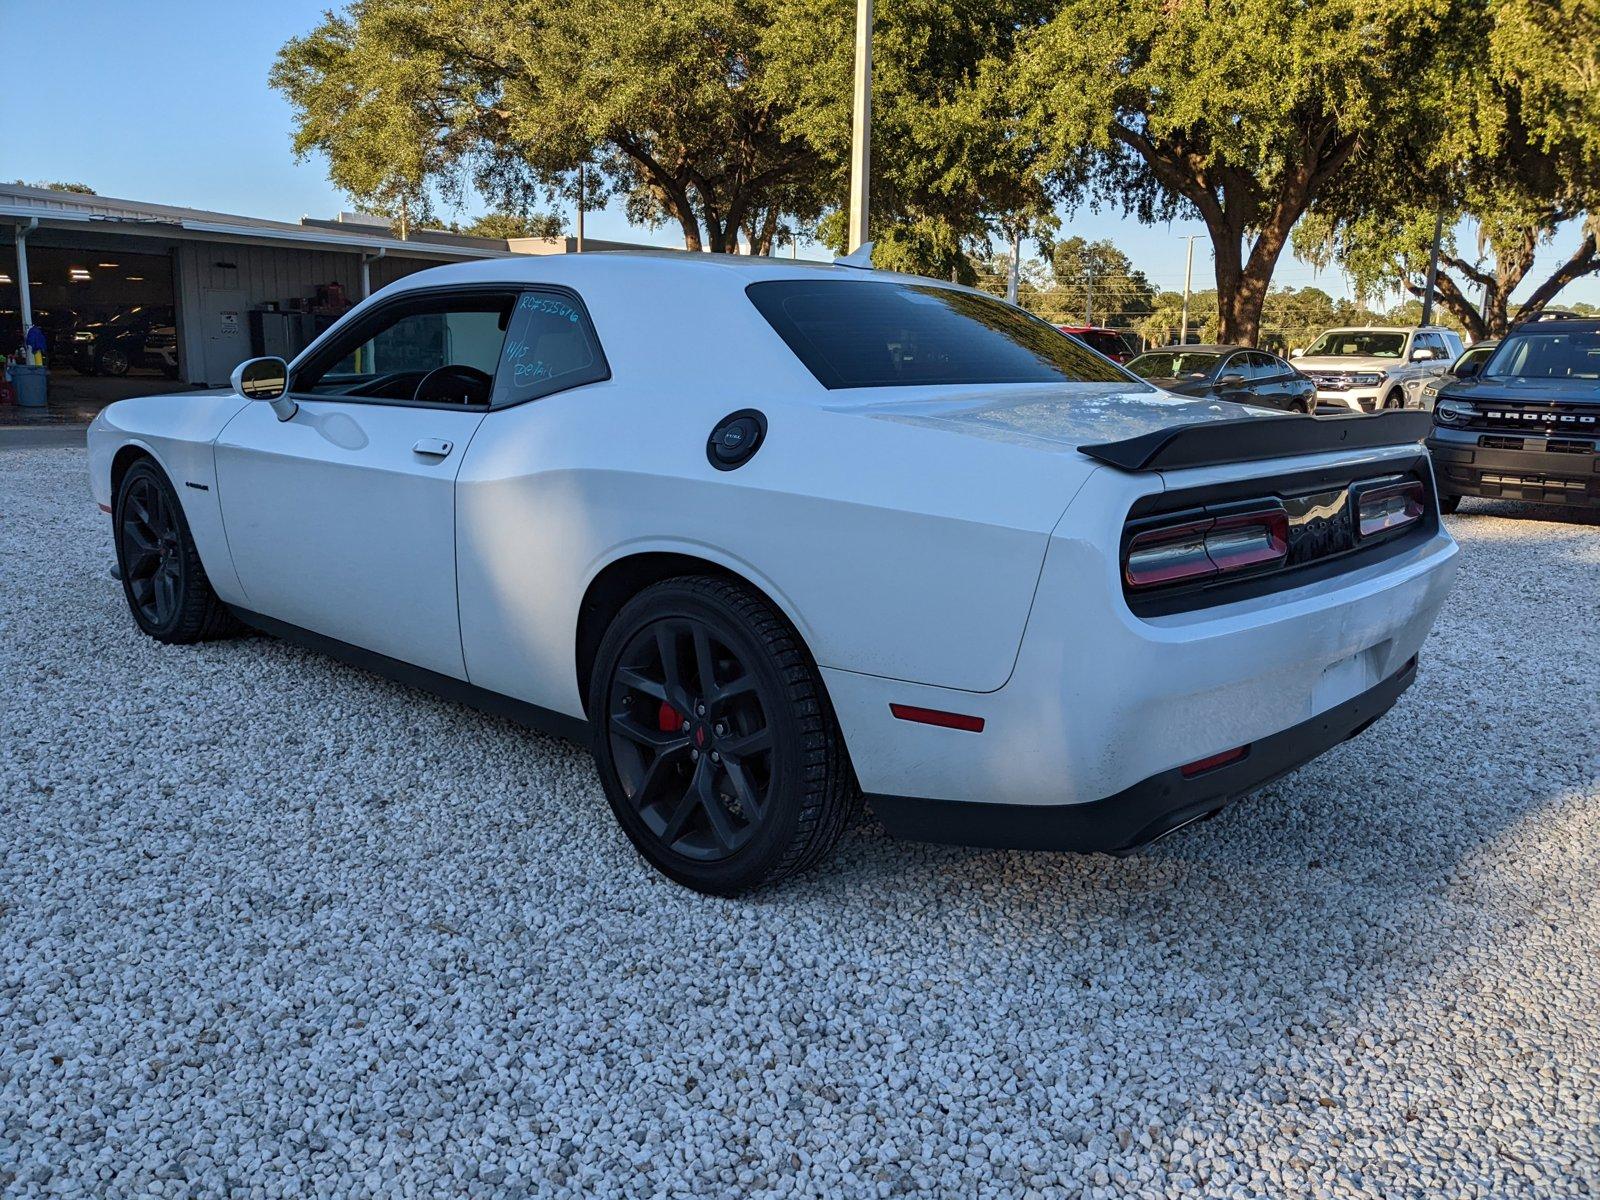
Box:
[1455,358,1482,379]
[231,356,297,421]
[1410,347,1436,361]
[1289,348,1304,359]
[1216,373,1246,388]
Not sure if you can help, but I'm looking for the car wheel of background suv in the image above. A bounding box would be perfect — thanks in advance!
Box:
[1438,494,1462,515]
[587,576,860,895]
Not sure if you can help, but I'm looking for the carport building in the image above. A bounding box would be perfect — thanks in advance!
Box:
[0,182,650,391]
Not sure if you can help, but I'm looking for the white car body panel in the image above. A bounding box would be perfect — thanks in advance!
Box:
[86,253,1459,834]
[214,399,489,679]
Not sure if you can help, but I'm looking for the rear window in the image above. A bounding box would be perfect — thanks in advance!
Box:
[1128,351,1221,380]
[746,280,1131,389]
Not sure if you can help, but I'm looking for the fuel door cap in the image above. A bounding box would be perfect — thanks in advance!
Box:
[707,409,767,470]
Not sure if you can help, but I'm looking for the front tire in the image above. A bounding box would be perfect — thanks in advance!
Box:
[587,577,860,894]
[113,460,238,643]
[1438,493,1463,515]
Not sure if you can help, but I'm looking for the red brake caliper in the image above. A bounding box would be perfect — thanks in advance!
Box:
[657,700,682,732]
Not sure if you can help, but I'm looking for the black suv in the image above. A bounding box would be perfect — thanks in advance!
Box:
[1427,319,1600,512]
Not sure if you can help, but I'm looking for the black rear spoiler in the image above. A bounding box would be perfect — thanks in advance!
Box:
[1078,411,1433,473]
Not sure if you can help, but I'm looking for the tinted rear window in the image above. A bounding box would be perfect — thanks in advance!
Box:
[747,280,1131,389]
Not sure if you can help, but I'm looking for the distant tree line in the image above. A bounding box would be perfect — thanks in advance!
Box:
[272,0,1600,344]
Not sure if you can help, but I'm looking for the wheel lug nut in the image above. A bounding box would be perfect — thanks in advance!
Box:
[690,749,700,761]
[710,751,720,763]
[714,723,726,736]
[696,703,706,716]
[681,719,691,731]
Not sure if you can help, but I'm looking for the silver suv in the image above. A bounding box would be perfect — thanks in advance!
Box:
[1291,326,1465,413]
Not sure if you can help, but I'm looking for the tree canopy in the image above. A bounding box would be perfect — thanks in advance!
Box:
[272,0,826,253]
[1295,0,1600,338]
[1005,0,1457,344]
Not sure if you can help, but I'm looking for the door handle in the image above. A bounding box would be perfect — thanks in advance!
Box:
[413,438,454,458]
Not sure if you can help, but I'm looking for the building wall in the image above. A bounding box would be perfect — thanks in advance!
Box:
[174,242,441,384]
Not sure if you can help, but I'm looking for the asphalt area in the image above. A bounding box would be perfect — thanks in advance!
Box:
[2,447,1597,1198]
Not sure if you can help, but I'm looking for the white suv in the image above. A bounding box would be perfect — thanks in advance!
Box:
[1291,326,1465,413]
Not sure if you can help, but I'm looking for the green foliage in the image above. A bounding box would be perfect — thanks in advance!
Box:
[1006,0,1458,343]
[272,0,824,252]
[13,180,95,194]
[452,211,566,241]
[1298,0,1600,338]
[763,0,1059,268]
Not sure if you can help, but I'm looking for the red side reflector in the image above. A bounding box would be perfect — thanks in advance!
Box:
[890,704,985,733]
[98,503,113,514]
[1180,744,1249,778]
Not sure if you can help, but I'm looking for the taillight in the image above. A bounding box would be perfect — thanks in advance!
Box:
[1354,479,1425,538]
[1124,506,1289,589]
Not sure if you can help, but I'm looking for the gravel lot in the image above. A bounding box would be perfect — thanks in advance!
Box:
[3,446,1598,1199]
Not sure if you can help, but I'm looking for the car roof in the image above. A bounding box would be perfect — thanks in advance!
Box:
[1502,317,1600,333]
[1136,344,1245,355]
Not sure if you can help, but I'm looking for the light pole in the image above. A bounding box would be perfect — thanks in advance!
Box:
[1006,224,1021,304]
[576,162,586,253]
[1419,211,1443,327]
[847,0,873,253]
[1178,234,1203,345]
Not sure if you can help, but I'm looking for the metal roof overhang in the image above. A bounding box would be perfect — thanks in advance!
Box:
[0,206,506,261]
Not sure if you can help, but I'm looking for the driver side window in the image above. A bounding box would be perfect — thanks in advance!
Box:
[294,292,515,406]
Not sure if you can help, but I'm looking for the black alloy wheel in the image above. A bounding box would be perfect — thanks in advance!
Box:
[113,460,237,643]
[119,471,184,629]
[98,347,130,376]
[607,617,773,861]
[588,577,859,894]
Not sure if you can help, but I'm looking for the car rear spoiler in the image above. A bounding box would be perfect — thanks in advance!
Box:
[1078,411,1433,473]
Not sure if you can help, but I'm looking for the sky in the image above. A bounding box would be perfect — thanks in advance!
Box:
[6,0,1597,311]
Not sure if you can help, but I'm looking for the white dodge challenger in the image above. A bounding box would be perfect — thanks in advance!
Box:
[88,253,1459,893]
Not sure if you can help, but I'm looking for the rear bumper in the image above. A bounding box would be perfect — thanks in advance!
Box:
[1428,427,1600,507]
[871,656,1417,852]
[822,444,1457,817]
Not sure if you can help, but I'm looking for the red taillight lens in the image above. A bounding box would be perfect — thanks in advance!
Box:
[1124,506,1289,589]
[1180,744,1249,777]
[1355,480,1425,538]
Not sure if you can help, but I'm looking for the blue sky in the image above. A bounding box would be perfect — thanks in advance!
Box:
[7,0,1596,309]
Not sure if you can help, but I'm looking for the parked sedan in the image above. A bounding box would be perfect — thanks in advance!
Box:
[1126,345,1318,412]
[1056,325,1134,363]
[87,255,1457,894]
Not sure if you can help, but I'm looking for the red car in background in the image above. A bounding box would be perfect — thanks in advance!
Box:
[1057,325,1134,363]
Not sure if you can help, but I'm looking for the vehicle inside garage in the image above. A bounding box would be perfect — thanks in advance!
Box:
[3,246,178,379]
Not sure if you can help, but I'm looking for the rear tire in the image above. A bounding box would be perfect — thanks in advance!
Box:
[587,576,860,895]
[113,459,239,643]
[1438,493,1463,515]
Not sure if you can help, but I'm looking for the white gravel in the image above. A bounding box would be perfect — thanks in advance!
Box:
[2,446,1598,1199]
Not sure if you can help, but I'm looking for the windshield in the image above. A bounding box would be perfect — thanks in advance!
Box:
[1484,328,1600,379]
[1304,330,1406,359]
[1127,351,1221,380]
[746,280,1133,389]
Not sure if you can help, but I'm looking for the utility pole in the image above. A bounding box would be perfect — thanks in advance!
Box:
[847,0,873,252]
[1419,211,1443,326]
[576,162,586,253]
[1006,224,1022,304]
[1179,234,1202,345]
[1083,267,1094,325]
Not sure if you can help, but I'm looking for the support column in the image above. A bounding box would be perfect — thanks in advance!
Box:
[15,218,37,335]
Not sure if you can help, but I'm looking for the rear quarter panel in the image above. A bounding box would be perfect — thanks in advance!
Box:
[454,383,1100,717]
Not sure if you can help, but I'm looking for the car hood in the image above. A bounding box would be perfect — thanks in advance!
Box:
[824,382,1279,453]
[1294,355,1399,374]
[1441,375,1600,406]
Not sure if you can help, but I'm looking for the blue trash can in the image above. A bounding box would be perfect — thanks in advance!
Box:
[10,364,47,407]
